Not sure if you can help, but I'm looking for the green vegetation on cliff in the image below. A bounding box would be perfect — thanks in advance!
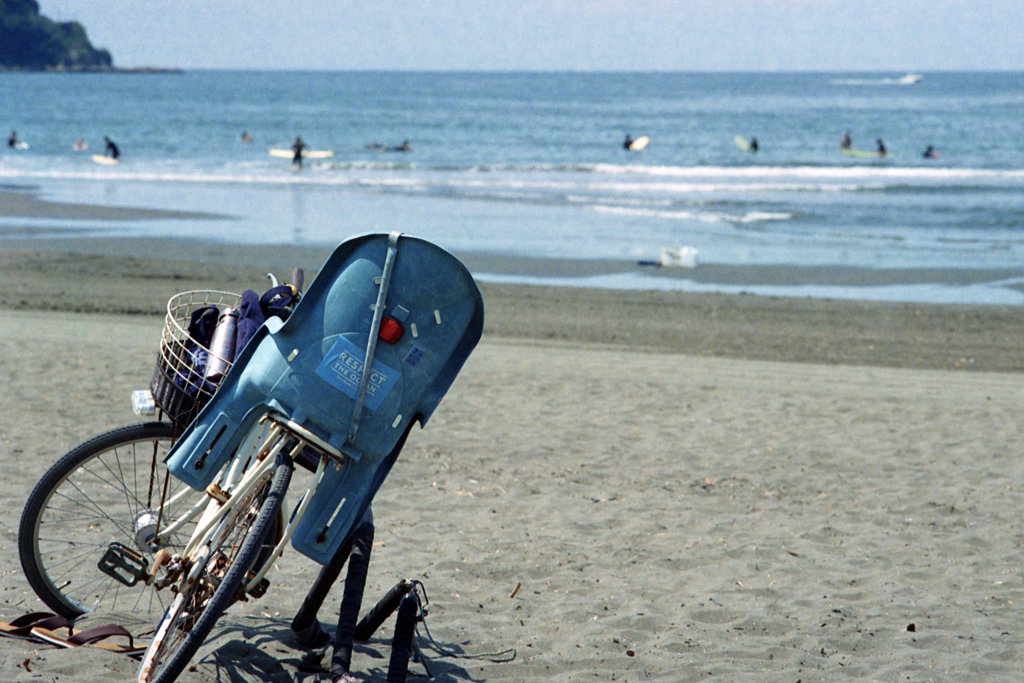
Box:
[0,0,112,70]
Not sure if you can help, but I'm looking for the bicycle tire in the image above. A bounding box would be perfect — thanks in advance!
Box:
[18,422,192,620]
[139,451,293,683]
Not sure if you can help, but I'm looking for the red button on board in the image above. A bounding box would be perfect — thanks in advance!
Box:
[378,316,404,343]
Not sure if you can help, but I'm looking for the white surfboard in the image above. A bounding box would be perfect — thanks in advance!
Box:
[269,148,334,159]
[13,141,29,150]
[733,136,751,151]
[627,136,649,151]
[92,154,118,165]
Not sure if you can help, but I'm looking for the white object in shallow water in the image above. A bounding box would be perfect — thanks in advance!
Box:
[659,247,698,268]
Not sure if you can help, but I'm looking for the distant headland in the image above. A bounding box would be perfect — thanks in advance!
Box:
[0,0,177,72]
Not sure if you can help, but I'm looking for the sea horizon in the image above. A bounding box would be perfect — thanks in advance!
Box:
[49,67,1023,73]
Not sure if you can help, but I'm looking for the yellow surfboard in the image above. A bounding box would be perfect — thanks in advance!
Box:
[842,148,894,159]
[269,149,334,159]
[627,136,649,151]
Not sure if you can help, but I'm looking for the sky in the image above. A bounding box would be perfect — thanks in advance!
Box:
[40,0,1024,72]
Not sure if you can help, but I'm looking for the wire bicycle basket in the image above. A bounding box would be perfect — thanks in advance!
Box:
[150,290,241,429]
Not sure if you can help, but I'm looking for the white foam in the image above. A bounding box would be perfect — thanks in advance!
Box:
[592,163,1024,182]
[592,204,792,224]
[4,159,1022,194]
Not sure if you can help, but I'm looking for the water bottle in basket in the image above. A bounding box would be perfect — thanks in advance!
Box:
[204,307,239,385]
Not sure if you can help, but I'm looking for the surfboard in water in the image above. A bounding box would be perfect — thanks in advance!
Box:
[733,136,751,151]
[269,148,334,159]
[842,148,894,159]
[91,154,118,165]
[627,136,649,151]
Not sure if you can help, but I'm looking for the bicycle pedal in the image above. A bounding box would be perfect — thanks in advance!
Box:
[98,542,149,588]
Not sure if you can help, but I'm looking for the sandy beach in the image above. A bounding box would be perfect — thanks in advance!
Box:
[1,194,1023,682]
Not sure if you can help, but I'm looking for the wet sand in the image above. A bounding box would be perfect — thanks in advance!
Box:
[1,193,1023,682]
[0,242,1021,373]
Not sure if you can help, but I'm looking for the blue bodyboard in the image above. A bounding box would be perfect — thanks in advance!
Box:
[165,233,484,564]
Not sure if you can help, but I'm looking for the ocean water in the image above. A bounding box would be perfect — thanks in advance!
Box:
[1,71,1023,304]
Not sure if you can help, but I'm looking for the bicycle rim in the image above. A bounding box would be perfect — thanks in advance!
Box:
[17,422,197,620]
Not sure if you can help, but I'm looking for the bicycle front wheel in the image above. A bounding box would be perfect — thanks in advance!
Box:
[138,450,293,683]
[18,422,198,620]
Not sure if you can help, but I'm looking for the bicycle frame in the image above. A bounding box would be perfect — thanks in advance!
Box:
[142,418,288,571]
[200,413,344,594]
[147,411,338,594]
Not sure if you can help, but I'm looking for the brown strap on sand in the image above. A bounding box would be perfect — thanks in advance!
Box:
[68,623,135,648]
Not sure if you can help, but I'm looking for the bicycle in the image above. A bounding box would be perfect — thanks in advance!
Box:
[17,287,255,623]
[18,233,484,683]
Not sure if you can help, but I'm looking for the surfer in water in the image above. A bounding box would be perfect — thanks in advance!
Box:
[876,138,887,156]
[291,135,306,168]
[923,145,938,159]
[840,130,852,150]
[749,136,759,152]
[7,131,17,148]
[623,133,634,150]
[104,136,120,159]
